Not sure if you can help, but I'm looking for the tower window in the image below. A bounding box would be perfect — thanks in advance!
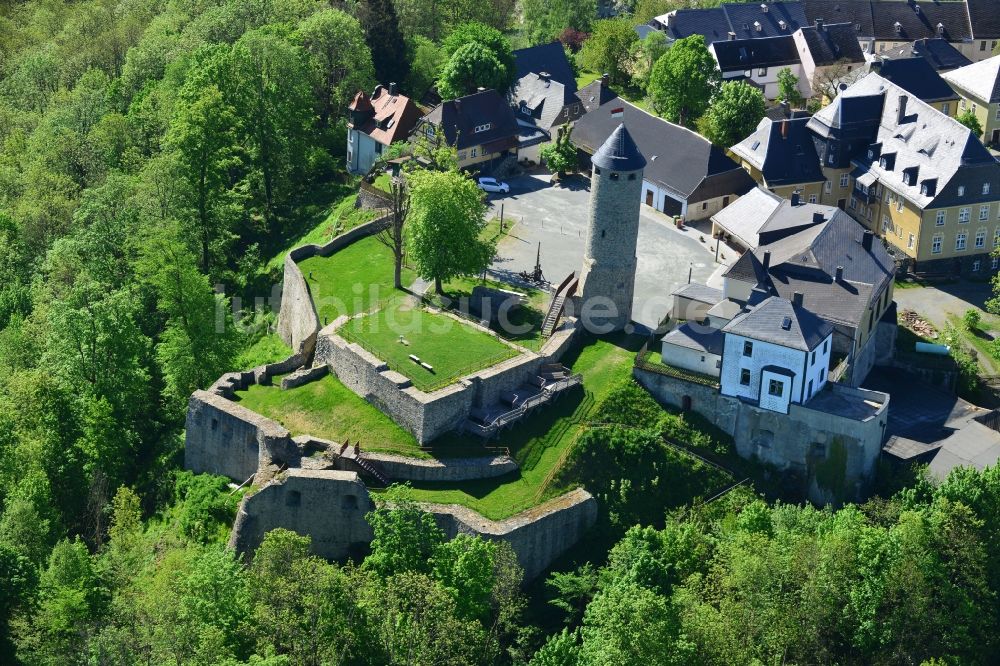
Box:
[610,172,619,180]
[628,173,636,180]
[594,167,601,175]
[601,229,606,238]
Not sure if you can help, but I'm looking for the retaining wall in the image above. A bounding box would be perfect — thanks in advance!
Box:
[277,215,391,358]
[229,472,597,582]
[280,364,329,390]
[185,390,301,482]
[363,453,518,481]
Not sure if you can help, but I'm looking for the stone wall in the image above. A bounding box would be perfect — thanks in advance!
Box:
[277,215,391,358]
[229,473,598,582]
[428,488,598,581]
[185,390,301,483]
[362,453,518,482]
[229,469,375,560]
[634,366,889,505]
[253,353,306,386]
[316,330,475,444]
[280,364,329,390]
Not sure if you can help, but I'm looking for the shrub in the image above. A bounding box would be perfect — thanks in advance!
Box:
[963,308,982,332]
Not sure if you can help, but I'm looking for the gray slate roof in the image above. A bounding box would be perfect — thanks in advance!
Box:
[514,74,571,131]
[711,35,801,72]
[755,208,894,328]
[713,187,783,249]
[730,116,826,187]
[881,38,972,72]
[573,98,755,201]
[672,282,724,305]
[661,322,726,355]
[928,421,1000,480]
[796,22,865,66]
[875,57,960,103]
[801,0,973,42]
[513,42,578,101]
[968,0,1000,40]
[725,249,771,285]
[837,73,1000,210]
[942,55,1000,104]
[592,124,646,171]
[723,295,833,351]
[656,2,807,43]
[421,89,519,151]
[575,78,616,113]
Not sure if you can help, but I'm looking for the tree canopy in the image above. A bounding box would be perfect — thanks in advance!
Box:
[647,35,720,126]
[700,80,767,147]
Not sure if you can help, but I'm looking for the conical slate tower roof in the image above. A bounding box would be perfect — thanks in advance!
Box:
[591,123,646,171]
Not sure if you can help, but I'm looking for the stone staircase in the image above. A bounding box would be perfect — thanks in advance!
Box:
[341,440,389,486]
[541,273,578,337]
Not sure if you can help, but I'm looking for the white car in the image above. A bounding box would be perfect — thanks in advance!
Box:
[477,177,510,193]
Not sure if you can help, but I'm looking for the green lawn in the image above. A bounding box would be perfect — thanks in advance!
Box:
[576,70,601,89]
[401,333,645,519]
[266,192,381,272]
[433,275,549,351]
[342,302,519,392]
[235,333,292,369]
[297,235,416,325]
[234,373,424,457]
[373,173,391,193]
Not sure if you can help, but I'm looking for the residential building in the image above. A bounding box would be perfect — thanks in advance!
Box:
[808,72,1000,275]
[792,20,866,99]
[413,89,520,170]
[729,115,826,202]
[653,2,988,63]
[346,84,422,175]
[880,38,973,72]
[511,42,585,161]
[710,35,806,100]
[872,56,960,116]
[942,55,1000,145]
[572,99,756,220]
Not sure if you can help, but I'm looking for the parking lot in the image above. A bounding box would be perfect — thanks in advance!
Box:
[487,173,720,329]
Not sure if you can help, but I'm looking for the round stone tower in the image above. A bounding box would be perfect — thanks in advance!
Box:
[577,123,646,332]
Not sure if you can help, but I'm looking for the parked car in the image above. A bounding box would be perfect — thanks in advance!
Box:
[477,177,510,193]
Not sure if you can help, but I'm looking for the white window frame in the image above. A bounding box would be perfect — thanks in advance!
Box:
[958,185,966,197]
[960,207,971,223]
[932,234,943,253]
[936,210,946,226]
[840,173,849,188]
[825,181,832,193]
[985,182,992,195]
[808,194,817,204]
[982,205,991,221]
[976,229,987,248]
[907,233,914,249]
[956,232,967,251]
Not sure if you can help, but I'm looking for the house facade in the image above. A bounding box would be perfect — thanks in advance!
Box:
[729,115,826,202]
[413,89,520,171]
[511,42,585,162]
[346,84,421,175]
[807,73,1000,275]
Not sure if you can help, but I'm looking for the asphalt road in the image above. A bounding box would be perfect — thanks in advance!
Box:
[486,173,720,329]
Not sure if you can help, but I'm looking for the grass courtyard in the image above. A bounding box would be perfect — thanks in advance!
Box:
[234,373,424,457]
[341,301,519,392]
[432,275,549,351]
[400,333,646,520]
[297,235,416,325]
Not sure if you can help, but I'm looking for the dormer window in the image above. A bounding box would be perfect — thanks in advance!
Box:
[984,183,991,195]
[921,179,938,197]
[879,153,895,171]
[754,20,762,31]
[958,185,966,196]
[894,21,902,33]
[779,19,787,30]
[902,166,918,186]
[474,123,491,133]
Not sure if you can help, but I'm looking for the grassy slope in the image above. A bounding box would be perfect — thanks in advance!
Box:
[344,304,518,391]
[297,235,416,324]
[436,275,548,351]
[235,333,292,369]
[402,333,644,520]
[234,373,424,457]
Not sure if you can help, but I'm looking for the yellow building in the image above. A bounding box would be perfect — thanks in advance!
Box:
[729,115,827,206]
[808,73,1000,276]
[942,55,1000,146]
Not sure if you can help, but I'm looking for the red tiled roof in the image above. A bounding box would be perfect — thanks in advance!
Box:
[366,86,422,146]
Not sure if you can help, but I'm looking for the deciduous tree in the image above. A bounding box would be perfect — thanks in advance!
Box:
[647,35,719,126]
[579,19,638,86]
[700,80,767,147]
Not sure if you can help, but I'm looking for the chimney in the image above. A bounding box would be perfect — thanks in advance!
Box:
[388,82,397,95]
[815,18,824,31]
[600,73,610,86]
[835,265,844,282]
[728,31,737,40]
[539,71,550,82]
[666,11,675,28]
[762,250,771,271]
[780,119,789,139]
[790,190,801,206]
[792,291,803,308]
[897,94,908,124]
[862,230,874,251]
[780,99,790,116]
[813,212,825,224]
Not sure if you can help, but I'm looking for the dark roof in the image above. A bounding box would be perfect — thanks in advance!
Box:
[755,209,894,328]
[574,98,755,201]
[795,22,865,65]
[802,0,973,41]
[592,124,646,171]
[672,282,724,305]
[635,24,656,40]
[723,296,833,351]
[657,2,807,43]
[514,74,572,131]
[575,78,616,113]
[882,38,972,71]
[875,57,958,103]
[513,42,578,103]
[421,89,519,151]
[711,35,801,72]
[968,0,1000,40]
[730,116,825,187]
[726,250,770,285]
[661,322,726,355]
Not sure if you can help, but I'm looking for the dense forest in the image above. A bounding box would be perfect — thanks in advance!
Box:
[3,0,1000,664]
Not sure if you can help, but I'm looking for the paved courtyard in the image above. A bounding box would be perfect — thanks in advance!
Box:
[487,173,721,329]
